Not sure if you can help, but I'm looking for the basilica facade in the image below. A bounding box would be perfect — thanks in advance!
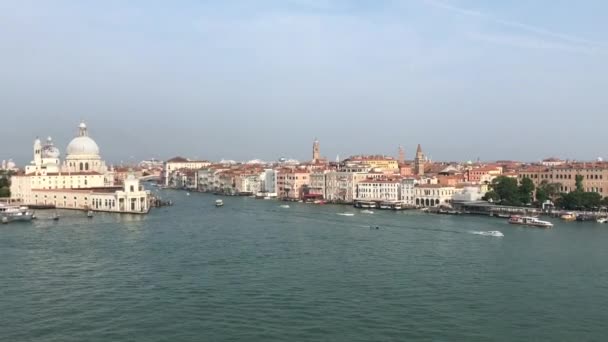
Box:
[11,122,151,214]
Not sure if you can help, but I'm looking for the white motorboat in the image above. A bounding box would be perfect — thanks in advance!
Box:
[0,204,34,223]
[361,210,374,214]
[508,216,553,228]
[215,199,224,207]
[597,217,608,224]
[279,204,290,209]
[87,210,94,218]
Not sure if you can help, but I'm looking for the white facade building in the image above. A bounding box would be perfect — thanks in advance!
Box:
[414,185,457,207]
[356,179,401,201]
[400,178,417,205]
[10,122,151,213]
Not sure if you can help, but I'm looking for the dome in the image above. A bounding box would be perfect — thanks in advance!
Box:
[66,136,100,158]
[42,136,60,159]
[65,122,101,159]
[42,145,60,159]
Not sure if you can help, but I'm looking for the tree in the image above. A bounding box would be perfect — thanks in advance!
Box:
[487,176,521,206]
[482,190,500,202]
[0,176,9,188]
[575,175,584,192]
[0,187,9,198]
[536,181,561,204]
[519,177,535,204]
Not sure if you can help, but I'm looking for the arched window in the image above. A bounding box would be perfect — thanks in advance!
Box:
[85,162,89,171]
[79,163,83,171]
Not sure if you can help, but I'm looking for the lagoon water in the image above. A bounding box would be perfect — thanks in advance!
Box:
[2,190,608,341]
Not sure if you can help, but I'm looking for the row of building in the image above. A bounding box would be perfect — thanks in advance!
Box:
[163,140,608,208]
[163,142,496,208]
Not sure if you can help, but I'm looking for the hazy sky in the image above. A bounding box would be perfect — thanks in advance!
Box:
[1,0,607,165]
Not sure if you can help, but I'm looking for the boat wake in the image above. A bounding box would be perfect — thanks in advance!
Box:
[361,210,374,214]
[337,213,355,217]
[470,230,504,237]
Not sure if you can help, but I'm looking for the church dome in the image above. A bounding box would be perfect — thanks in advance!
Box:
[42,136,60,159]
[65,122,101,159]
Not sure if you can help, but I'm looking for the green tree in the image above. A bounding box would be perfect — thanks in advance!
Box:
[0,176,9,188]
[482,190,500,202]
[488,176,521,206]
[0,187,9,198]
[519,177,535,204]
[536,181,562,203]
[575,175,584,192]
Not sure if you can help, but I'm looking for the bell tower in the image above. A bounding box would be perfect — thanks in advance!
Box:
[312,138,320,162]
[414,144,425,176]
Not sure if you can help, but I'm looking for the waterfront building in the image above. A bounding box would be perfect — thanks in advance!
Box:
[277,169,310,200]
[356,178,401,202]
[518,163,608,194]
[400,178,417,205]
[262,169,277,195]
[325,170,370,203]
[414,184,456,207]
[164,157,211,186]
[10,122,150,213]
[309,170,330,199]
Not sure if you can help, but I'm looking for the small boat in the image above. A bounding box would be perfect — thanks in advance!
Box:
[508,216,553,228]
[215,199,224,207]
[263,196,272,200]
[87,210,94,218]
[52,212,60,221]
[337,213,355,217]
[596,217,608,224]
[186,192,190,196]
[560,212,576,221]
[361,210,374,214]
[279,204,290,209]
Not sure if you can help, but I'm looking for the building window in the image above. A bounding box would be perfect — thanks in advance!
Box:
[85,162,89,171]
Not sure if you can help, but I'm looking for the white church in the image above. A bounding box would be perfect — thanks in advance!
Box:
[10,122,151,213]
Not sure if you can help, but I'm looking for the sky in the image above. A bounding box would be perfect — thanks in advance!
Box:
[1,0,607,165]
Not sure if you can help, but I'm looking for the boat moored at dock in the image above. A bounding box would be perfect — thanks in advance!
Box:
[0,204,35,224]
[508,216,553,228]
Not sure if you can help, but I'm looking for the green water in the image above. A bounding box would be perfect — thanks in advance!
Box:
[2,189,608,341]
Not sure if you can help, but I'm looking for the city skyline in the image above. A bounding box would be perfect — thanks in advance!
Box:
[2,1,607,163]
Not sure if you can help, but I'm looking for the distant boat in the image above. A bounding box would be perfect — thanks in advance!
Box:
[215,199,224,207]
[280,204,290,209]
[52,212,60,221]
[87,210,94,218]
[361,210,374,214]
[596,217,607,224]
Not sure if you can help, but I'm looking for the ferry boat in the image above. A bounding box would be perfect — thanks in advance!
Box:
[0,204,35,224]
[560,212,576,221]
[215,199,224,207]
[508,216,553,228]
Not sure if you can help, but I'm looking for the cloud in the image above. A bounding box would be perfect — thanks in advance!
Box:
[423,0,607,51]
